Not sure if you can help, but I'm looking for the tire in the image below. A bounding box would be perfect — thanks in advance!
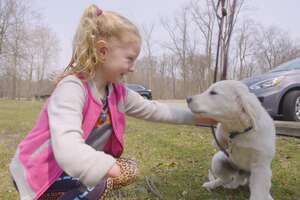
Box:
[141,94,149,99]
[282,90,300,121]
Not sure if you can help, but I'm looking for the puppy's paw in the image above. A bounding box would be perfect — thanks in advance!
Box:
[223,181,239,189]
[250,194,273,200]
[202,181,215,191]
[267,194,274,200]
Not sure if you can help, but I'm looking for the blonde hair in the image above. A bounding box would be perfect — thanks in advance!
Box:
[56,5,141,83]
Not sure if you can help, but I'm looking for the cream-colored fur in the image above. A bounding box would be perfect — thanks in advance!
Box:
[187,80,275,200]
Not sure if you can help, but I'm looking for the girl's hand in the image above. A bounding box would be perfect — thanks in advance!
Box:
[107,163,121,177]
[195,116,218,126]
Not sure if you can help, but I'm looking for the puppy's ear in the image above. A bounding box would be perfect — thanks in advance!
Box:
[235,85,258,130]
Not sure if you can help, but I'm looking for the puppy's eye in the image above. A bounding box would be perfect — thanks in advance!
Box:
[209,90,218,95]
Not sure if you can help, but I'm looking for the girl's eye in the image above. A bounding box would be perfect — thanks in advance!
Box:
[209,90,218,95]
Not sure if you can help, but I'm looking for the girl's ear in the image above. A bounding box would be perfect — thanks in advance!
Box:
[96,40,108,60]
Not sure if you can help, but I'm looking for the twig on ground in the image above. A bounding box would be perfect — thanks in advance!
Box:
[145,176,163,199]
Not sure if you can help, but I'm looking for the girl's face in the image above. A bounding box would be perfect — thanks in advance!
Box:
[96,37,141,83]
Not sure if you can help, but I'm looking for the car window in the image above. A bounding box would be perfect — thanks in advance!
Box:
[127,84,145,90]
[271,57,300,72]
[136,85,145,90]
[126,84,136,90]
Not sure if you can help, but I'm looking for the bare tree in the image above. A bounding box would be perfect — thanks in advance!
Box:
[190,0,216,70]
[6,0,28,99]
[156,54,167,98]
[0,0,14,54]
[124,1,300,99]
[166,54,179,98]
[232,19,258,79]
[141,23,156,90]
[20,25,59,98]
[212,0,245,81]
[0,0,60,99]
[170,58,178,98]
[33,25,60,94]
[190,0,217,89]
[161,6,195,96]
[254,26,300,73]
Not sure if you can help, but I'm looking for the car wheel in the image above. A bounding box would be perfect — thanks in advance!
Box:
[282,90,300,121]
[141,94,149,99]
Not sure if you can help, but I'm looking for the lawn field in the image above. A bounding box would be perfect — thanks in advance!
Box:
[0,100,299,200]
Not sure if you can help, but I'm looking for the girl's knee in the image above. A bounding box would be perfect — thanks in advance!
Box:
[111,158,139,189]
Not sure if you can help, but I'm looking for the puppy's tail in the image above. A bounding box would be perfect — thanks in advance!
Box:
[208,169,216,181]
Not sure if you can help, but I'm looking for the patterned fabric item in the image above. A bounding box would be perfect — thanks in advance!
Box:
[98,179,113,200]
[110,158,139,189]
[39,192,65,200]
[38,158,138,200]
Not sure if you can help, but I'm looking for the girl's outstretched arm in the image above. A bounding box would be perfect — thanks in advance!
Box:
[195,116,218,126]
[124,88,217,126]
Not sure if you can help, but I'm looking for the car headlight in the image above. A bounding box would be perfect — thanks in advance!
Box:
[249,76,285,90]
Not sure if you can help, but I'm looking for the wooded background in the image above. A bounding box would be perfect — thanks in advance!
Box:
[1,0,300,99]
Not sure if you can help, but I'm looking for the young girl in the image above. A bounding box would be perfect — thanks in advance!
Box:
[10,5,215,200]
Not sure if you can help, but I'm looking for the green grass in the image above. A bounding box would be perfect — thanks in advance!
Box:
[0,100,299,200]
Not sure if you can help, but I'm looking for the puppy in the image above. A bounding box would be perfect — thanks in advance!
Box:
[187,80,275,200]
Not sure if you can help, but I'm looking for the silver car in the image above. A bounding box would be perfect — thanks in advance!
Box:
[243,57,300,121]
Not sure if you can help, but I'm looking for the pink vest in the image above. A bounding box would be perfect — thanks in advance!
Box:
[18,80,126,200]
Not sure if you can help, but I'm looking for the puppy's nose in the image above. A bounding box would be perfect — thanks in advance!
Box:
[186,97,193,104]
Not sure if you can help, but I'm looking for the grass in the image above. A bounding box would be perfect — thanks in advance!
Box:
[0,100,300,200]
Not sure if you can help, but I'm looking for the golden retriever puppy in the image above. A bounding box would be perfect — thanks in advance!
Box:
[187,80,275,200]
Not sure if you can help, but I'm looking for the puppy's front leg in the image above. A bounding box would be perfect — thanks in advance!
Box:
[249,164,273,200]
[202,169,225,191]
